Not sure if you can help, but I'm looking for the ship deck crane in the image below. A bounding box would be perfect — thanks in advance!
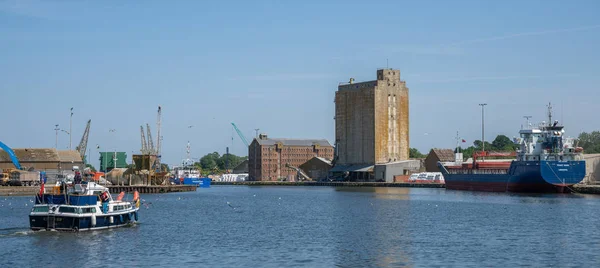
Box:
[231,123,250,147]
[146,123,155,154]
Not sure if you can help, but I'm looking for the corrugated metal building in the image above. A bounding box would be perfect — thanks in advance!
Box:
[374,160,421,182]
[99,152,128,172]
[248,134,334,181]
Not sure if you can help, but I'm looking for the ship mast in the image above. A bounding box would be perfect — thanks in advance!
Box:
[186,141,191,166]
[547,102,553,127]
[455,131,460,153]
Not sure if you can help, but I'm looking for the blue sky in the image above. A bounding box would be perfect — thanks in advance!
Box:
[1,0,599,168]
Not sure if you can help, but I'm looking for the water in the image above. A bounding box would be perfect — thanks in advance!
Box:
[1,186,600,267]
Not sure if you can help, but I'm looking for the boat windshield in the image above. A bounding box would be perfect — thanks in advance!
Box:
[32,206,49,212]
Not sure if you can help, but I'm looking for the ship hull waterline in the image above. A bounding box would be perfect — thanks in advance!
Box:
[439,160,585,193]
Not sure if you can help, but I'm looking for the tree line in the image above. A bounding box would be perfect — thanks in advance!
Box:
[196,152,247,175]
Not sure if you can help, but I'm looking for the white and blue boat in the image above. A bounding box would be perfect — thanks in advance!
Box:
[29,180,140,232]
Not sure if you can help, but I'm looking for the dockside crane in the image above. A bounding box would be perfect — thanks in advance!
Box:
[75,119,91,163]
[146,123,155,154]
[155,106,162,172]
[156,106,162,158]
[140,125,148,154]
[231,123,250,147]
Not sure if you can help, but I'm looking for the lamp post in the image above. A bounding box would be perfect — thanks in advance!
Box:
[69,108,73,150]
[479,103,487,153]
[54,124,59,149]
[60,129,70,150]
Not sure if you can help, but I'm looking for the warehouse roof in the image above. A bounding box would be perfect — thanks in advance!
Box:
[255,138,333,147]
[427,149,455,162]
[57,150,83,163]
[0,148,83,163]
[0,148,60,162]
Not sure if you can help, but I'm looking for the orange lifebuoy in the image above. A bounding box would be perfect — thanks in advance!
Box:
[116,191,125,201]
[133,191,139,201]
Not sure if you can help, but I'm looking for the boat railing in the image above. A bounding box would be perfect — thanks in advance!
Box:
[448,169,508,175]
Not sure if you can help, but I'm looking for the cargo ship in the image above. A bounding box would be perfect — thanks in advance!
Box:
[438,104,585,193]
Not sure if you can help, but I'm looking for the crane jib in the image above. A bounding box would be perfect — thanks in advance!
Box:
[0,141,22,170]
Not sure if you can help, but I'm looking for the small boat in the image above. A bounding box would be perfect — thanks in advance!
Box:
[29,176,140,232]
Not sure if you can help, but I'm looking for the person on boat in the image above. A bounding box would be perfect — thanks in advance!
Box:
[73,171,82,184]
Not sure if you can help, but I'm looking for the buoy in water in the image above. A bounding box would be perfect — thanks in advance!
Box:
[116,192,125,201]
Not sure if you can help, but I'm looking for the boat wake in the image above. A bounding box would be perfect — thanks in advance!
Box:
[0,227,34,238]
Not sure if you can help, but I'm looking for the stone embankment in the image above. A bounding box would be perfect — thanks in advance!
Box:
[0,185,197,196]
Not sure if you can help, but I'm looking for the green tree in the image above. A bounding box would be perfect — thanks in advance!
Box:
[472,140,492,151]
[409,148,425,158]
[491,135,516,151]
[217,154,248,170]
[578,131,600,153]
[200,154,218,170]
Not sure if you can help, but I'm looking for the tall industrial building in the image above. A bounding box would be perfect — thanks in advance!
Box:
[335,69,410,166]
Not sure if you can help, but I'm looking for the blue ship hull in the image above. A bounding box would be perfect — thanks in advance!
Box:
[439,160,586,193]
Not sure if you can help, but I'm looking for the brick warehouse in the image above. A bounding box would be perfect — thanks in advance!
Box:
[248,134,334,181]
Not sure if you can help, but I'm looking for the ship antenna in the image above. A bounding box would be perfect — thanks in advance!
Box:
[523,116,532,129]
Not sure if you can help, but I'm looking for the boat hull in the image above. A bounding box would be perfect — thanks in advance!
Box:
[29,211,139,232]
[439,160,585,193]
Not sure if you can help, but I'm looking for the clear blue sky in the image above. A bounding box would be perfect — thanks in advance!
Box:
[1,0,599,168]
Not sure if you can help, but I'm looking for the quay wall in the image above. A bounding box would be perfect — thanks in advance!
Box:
[0,186,38,196]
[0,185,197,196]
[212,181,445,188]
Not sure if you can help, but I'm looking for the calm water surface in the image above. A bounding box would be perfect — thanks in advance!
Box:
[1,186,600,267]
